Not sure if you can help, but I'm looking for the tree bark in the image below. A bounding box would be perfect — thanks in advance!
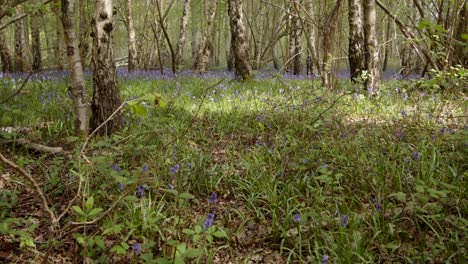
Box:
[127,0,137,71]
[175,0,190,70]
[0,30,13,72]
[193,0,217,73]
[54,0,64,69]
[348,0,365,82]
[320,0,342,89]
[61,0,89,136]
[90,0,123,135]
[14,18,24,72]
[227,0,253,80]
[31,11,42,71]
[364,0,380,94]
[79,0,90,68]
[286,0,302,75]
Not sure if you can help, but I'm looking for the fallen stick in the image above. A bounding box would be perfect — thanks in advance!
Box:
[1,138,63,155]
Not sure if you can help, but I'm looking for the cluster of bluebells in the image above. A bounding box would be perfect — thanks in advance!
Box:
[170,164,180,174]
[203,213,215,230]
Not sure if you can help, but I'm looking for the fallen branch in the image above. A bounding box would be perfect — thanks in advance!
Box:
[1,138,63,155]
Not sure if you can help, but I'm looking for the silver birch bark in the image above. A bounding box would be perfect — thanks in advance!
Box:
[175,0,190,70]
[90,0,123,135]
[193,0,217,73]
[127,0,137,71]
[61,0,89,136]
[364,0,380,93]
[227,0,252,79]
[348,0,365,82]
[304,0,319,75]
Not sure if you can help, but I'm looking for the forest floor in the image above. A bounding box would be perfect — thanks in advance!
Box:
[0,70,466,263]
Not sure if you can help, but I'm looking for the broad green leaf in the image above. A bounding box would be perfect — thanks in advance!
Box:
[183,228,195,235]
[72,206,85,215]
[85,196,94,211]
[185,248,202,258]
[212,230,227,238]
[88,208,103,217]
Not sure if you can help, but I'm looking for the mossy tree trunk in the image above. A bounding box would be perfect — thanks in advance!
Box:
[348,0,365,82]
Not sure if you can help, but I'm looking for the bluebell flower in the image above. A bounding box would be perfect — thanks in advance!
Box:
[137,184,145,197]
[322,255,329,264]
[402,93,408,101]
[404,157,411,163]
[112,164,121,173]
[439,127,446,134]
[170,164,180,174]
[412,151,420,161]
[293,214,301,223]
[401,110,407,117]
[133,242,141,254]
[119,182,125,190]
[341,215,348,227]
[340,132,346,139]
[142,164,148,173]
[203,213,215,230]
[186,162,192,169]
[209,192,218,203]
[396,129,403,140]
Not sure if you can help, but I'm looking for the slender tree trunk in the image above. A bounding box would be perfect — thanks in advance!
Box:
[90,0,123,135]
[127,0,137,71]
[175,0,191,70]
[193,0,217,73]
[79,0,90,68]
[31,11,42,71]
[54,1,64,69]
[453,2,467,67]
[382,16,391,72]
[14,19,24,72]
[0,30,13,72]
[348,0,365,82]
[320,0,342,89]
[364,0,380,94]
[61,0,89,136]
[227,0,253,80]
[304,0,319,75]
[286,0,302,75]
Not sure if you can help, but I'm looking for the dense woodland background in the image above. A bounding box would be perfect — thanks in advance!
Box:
[0,0,466,263]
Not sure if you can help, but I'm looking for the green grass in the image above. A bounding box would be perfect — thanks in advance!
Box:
[0,75,466,263]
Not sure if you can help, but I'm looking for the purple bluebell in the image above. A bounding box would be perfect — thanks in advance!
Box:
[341,215,348,227]
[401,110,407,117]
[170,164,181,174]
[142,164,148,173]
[412,151,420,161]
[322,255,329,264]
[112,164,121,173]
[186,162,192,169]
[203,213,215,230]
[404,157,411,163]
[209,192,218,203]
[119,182,125,190]
[137,184,145,197]
[402,93,408,101]
[133,242,141,254]
[396,129,403,140]
[293,214,301,223]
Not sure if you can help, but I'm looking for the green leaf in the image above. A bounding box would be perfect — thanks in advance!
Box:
[194,225,202,233]
[110,245,127,255]
[461,33,468,40]
[72,206,85,215]
[131,103,148,117]
[176,243,187,254]
[155,257,170,264]
[206,234,213,243]
[88,208,103,217]
[212,230,227,238]
[389,192,407,202]
[85,196,94,211]
[178,192,193,200]
[183,228,195,235]
[95,236,105,249]
[185,248,202,258]
[193,234,200,242]
[120,242,130,250]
